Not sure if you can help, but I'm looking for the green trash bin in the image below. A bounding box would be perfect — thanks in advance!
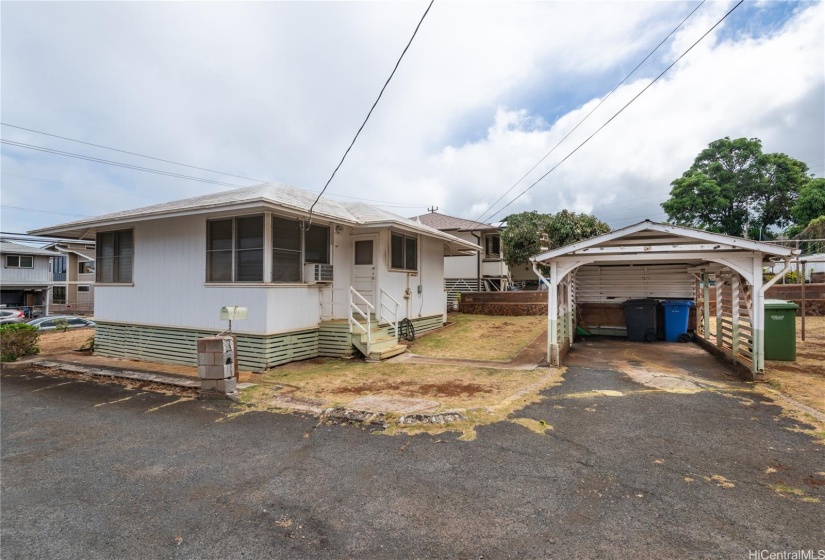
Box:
[763,299,798,361]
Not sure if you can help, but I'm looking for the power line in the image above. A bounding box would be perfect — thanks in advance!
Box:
[1,205,90,217]
[484,0,745,224]
[1,140,248,188]
[471,0,707,228]
[1,172,166,201]
[306,0,435,225]
[1,170,427,212]
[0,123,267,183]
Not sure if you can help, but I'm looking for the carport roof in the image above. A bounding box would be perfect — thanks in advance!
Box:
[531,220,795,263]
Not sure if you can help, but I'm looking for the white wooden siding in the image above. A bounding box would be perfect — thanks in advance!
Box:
[94,216,450,334]
[0,255,51,284]
[94,215,320,334]
[575,264,695,302]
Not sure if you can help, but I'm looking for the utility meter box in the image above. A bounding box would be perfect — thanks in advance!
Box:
[220,306,248,321]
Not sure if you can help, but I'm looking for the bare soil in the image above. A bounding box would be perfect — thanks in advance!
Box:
[764,316,825,416]
[37,328,95,355]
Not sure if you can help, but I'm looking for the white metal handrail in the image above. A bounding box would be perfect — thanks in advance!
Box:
[349,286,375,354]
[379,289,400,340]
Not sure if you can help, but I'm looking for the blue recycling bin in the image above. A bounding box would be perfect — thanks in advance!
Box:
[661,300,694,342]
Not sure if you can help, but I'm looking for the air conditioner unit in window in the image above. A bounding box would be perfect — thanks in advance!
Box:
[304,263,333,284]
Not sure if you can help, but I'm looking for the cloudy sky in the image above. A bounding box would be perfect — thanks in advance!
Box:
[2,0,823,236]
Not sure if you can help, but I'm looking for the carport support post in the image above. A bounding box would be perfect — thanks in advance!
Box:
[702,272,711,339]
[549,262,559,366]
[715,279,723,348]
[567,275,574,350]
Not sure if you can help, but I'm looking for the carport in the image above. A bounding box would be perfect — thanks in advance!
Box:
[530,221,797,378]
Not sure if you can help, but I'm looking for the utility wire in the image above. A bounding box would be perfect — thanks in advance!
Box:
[470,0,706,229]
[1,204,90,217]
[306,0,435,226]
[484,0,744,224]
[0,140,248,188]
[0,123,267,183]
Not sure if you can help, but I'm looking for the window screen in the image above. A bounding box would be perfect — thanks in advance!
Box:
[390,233,417,271]
[305,225,330,264]
[96,230,133,283]
[272,216,301,282]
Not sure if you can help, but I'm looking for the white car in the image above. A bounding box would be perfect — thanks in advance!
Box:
[26,316,96,331]
[0,309,26,324]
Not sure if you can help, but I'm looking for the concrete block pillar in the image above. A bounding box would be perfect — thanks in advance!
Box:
[197,336,237,398]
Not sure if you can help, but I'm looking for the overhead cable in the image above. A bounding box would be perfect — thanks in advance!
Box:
[306,0,435,226]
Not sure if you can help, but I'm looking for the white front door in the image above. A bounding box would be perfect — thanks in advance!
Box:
[352,238,376,314]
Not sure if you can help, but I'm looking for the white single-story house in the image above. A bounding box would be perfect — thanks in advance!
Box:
[30,183,480,370]
[530,220,797,378]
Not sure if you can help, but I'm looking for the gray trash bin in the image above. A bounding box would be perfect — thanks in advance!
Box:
[623,299,658,342]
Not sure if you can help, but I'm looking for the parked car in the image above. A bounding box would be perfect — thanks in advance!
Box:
[0,309,26,324]
[26,316,96,331]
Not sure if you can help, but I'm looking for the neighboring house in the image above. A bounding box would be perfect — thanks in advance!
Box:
[411,212,509,307]
[0,240,58,316]
[30,183,480,371]
[43,241,96,315]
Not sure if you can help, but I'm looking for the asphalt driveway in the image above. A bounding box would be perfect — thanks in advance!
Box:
[2,353,823,559]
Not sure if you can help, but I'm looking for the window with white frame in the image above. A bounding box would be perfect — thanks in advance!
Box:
[96,229,134,283]
[78,285,91,292]
[78,261,94,274]
[207,215,264,282]
[5,255,33,268]
[390,232,417,272]
[484,234,501,259]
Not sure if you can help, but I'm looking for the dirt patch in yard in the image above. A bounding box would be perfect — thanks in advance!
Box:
[247,358,546,411]
[36,328,95,355]
[763,316,825,418]
[409,314,546,361]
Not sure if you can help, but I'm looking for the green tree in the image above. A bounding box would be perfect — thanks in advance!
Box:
[500,211,552,268]
[787,178,825,237]
[501,210,611,268]
[661,137,810,238]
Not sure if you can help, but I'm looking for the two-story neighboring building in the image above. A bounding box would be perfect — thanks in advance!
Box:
[0,240,59,316]
[44,241,96,315]
[411,212,510,307]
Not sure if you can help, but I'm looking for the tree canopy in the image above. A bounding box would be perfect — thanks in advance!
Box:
[788,178,825,237]
[661,137,811,238]
[500,210,611,267]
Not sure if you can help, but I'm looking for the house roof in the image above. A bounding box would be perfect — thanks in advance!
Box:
[532,220,796,263]
[0,240,59,257]
[411,211,500,232]
[28,182,481,253]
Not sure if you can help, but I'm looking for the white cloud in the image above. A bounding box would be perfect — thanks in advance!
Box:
[1,1,822,234]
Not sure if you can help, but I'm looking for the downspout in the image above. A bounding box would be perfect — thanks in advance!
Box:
[756,254,796,372]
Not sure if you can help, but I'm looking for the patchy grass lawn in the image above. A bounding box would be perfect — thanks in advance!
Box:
[245,358,552,412]
[37,328,95,355]
[240,343,564,439]
[408,314,546,361]
[764,316,825,417]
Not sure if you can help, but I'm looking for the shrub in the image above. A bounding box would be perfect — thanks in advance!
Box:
[0,323,40,362]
